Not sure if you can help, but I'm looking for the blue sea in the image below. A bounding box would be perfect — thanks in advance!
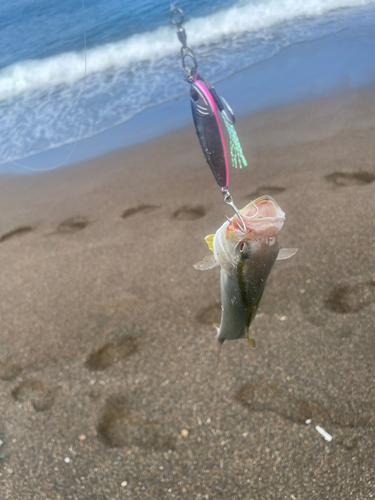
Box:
[1,0,375,172]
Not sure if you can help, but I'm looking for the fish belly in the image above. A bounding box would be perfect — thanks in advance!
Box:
[217,244,279,342]
[217,268,250,341]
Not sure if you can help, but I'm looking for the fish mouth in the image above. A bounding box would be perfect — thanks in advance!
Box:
[214,196,285,270]
[230,195,285,235]
[240,195,285,221]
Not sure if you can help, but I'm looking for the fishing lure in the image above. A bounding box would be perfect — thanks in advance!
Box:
[171,8,246,198]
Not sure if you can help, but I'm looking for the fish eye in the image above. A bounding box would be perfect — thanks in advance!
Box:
[238,241,250,259]
[191,90,199,102]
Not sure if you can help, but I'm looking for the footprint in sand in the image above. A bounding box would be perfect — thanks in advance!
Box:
[12,378,55,411]
[0,226,33,243]
[122,204,159,219]
[324,279,375,314]
[172,205,206,220]
[56,216,89,234]
[300,275,375,335]
[0,361,22,381]
[325,171,375,187]
[245,186,286,199]
[263,265,374,337]
[235,380,375,428]
[85,336,139,371]
[338,434,359,450]
[196,303,221,326]
[97,397,175,450]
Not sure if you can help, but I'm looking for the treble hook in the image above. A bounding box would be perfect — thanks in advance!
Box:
[242,199,259,220]
[222,188,247,233]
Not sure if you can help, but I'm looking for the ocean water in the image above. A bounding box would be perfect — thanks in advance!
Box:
[1,0,375,170]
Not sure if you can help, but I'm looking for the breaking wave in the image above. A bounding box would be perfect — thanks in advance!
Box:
[1,0,374,166]
[1,0,373,101]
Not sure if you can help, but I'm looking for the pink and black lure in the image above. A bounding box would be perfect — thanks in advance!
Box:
[171,8,247,193]
[190,76,229,189]
[190,75,247,190]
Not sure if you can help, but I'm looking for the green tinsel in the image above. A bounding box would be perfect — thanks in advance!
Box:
[221,111,247,169]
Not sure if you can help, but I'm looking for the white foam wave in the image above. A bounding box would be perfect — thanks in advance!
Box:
[0,0,373,101]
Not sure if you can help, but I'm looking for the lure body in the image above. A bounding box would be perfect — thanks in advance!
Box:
[194,196,297,343]
[171,8,246,187]
[190,79,229,189]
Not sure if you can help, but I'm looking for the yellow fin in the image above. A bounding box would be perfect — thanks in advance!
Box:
[204,234,214,252]
[247,329,256,348]
[213,322,220,328]
[247,338,256,348]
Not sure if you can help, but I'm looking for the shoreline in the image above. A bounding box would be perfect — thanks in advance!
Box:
[2,78,375,181]
[3,13,375,174]
[1,81,375,238]
[1,79,375,181]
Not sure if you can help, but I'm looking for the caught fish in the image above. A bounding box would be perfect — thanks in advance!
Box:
[194,195,297,345]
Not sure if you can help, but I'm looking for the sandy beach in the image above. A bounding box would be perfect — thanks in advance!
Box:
[0,85,375,499]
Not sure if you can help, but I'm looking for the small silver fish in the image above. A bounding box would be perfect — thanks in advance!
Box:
[194,195,297,345]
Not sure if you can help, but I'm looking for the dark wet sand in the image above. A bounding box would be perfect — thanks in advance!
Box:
[0,85,375,499]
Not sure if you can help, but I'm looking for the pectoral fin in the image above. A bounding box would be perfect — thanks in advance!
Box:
[193,254,219,271]
[214,322,221,337]
[277,248,298,260]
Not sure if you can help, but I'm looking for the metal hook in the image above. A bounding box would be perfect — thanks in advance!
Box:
[222,188,247,233]
[244,199,259,219]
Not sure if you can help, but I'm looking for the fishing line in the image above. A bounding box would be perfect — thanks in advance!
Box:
[7,0,87,172]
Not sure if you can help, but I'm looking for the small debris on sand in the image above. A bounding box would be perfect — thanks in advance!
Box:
[315,425,332,441]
